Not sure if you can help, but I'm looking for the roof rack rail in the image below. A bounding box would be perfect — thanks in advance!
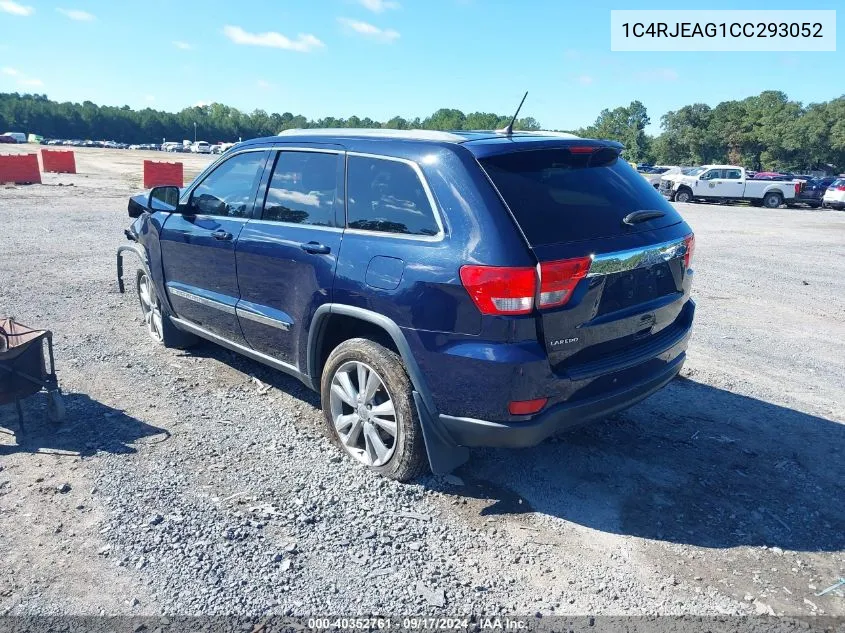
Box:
[277,128,467,142]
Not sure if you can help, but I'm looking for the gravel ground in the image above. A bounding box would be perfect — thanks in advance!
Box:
[0,146,843,620]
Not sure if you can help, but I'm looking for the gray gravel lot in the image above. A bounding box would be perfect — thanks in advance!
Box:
[0,148,843,619]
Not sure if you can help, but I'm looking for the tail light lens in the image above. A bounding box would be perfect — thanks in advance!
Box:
[459,265,536,315]
[683,233,695,270]
[538,257,593,308]
[795,183,802,195]
[836,185,845,192]
[460,256,593,316]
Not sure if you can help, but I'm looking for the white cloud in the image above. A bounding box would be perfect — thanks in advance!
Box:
[145,95,156,102]
[357,0,400,13]
[634,68,679,82]
[56,8,95,21]
[0,1,34,16]
[19,77,44,87]
[173,40,192,50]
[256,79,274,89]
[1,67,20,76]
[578,75,594,85]
[223,25,324,52]
[338,18,399,42]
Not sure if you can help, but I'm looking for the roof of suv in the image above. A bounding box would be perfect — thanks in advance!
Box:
[238,128,611,159]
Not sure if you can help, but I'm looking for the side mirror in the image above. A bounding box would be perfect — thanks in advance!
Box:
[148,186,180,212]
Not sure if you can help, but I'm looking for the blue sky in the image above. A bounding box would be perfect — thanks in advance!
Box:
[0,0,841,133]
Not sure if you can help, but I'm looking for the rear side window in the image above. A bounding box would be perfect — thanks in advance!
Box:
[724,169,741,180]
[346,155,440,237]
[263,151,340,227]
[480,148,683,245]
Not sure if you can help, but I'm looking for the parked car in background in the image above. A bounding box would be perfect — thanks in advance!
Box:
[210,143,223,154]
[191,141,212,154]
[822,178,845,209]
[117,128,696,480]
[0,134,17,144]
[660,165,799,207]
[795,176,838,208]
[2,132,27,143]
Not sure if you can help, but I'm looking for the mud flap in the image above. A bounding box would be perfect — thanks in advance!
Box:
[413,391,468,474]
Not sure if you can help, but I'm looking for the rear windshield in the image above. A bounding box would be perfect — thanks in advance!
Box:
[480,148,683,245]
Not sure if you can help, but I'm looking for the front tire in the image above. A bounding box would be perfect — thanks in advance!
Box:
[135,269,197,349]
[674,189,692,203]
[321,338,428,481]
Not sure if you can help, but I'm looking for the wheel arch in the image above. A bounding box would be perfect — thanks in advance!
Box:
[307,304,469,474]
[308,305,434,413]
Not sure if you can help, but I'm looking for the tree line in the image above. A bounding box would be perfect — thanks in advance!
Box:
[2,90,843,172]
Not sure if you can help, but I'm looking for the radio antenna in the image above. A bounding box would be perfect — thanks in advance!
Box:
[499,91,528,136]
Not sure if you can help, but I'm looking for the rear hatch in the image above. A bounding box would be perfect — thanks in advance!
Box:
[478,143,694,377]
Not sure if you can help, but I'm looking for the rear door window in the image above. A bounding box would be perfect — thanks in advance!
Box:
[479,148,683,245]
[346,155,440,237]
[262,151,340,227]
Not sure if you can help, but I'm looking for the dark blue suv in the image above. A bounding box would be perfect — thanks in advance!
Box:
[117,129,695,481]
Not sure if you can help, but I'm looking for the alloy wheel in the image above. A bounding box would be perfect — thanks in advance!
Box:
[329,361,398,467]
[138,273,164,343]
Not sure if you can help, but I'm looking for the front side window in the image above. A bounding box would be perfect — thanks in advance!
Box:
[262,151,340,226]
[701,170,721,180]
[189,150,268,218]
[346,155,439,237]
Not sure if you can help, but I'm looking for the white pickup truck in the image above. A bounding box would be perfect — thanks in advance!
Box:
[659,165,798,208]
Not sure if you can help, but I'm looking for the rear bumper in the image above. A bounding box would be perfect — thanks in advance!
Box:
[439,348,685,449]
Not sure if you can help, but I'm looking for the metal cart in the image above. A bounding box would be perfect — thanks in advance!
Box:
[0,317,65,428]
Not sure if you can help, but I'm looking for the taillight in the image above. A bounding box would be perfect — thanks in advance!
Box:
[459,265,536,315]
[460,256,593,316]
[538,257,593,308]
[683,233,695,270]
[795,183,802,195]
[836,185,845,192]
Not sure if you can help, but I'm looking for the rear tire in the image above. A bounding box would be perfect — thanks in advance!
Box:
[135,268,197,349]
[321,338,429,482]
[674,189,692,203]
[763,192,783,209]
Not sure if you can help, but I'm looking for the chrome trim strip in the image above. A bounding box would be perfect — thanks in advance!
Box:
[167,287,236,314]
[272,145,341,154]
[345,151,446,242]
[236,307,291,331]
[586,238,688,278]
[245,219,344,233]
[170,317,301,376]
[278,128,466,142]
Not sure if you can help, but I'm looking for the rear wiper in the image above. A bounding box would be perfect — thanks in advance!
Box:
[622,210,665,225]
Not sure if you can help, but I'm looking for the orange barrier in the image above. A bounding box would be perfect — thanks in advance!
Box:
[0,153,41,184]
[143,160,183,188]
[41,149,77,174]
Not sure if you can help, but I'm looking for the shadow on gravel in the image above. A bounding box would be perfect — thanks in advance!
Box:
[0,391,168,457]
[181,340,321,408]
[442,377,845,553]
